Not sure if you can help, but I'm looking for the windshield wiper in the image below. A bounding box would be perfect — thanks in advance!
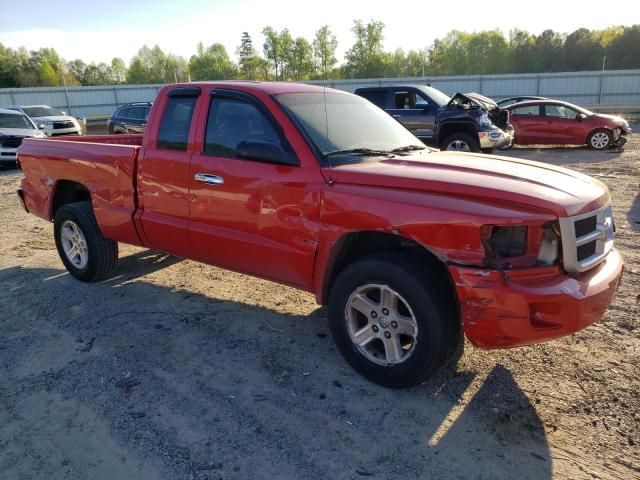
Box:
[390,145,427,153]
[323,148,394,159]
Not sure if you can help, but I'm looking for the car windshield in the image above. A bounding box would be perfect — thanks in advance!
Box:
[276,92,427,164]
[570,104,594,115]
[0,113,35,129]
[22,106,63,117]
[416,86,451,107]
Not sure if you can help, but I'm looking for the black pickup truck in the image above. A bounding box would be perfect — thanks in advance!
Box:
[355,85,513,153]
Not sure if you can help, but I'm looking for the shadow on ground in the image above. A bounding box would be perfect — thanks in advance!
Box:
[0,251,552,479]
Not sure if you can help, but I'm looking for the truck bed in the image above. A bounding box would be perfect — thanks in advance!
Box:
[18,135,143,246]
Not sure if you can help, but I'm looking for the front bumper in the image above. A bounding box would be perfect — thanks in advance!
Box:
[42,126,81,137]
[478,127,513,149]
[449,248,623,349]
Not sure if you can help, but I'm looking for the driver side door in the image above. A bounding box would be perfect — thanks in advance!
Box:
[386,89,435,141]
[187,90,322,289]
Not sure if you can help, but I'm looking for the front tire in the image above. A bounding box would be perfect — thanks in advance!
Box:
[328,253,460,388]
[441,132,480,153]
[588,129,612,150]
[54,201,118,282]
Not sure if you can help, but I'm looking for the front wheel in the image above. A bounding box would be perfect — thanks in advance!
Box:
[328,254,460,388]
[588,129,612,150]
[440,133,480,153]
[54,201,118,282]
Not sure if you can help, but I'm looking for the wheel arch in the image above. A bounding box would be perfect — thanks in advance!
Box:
[435,120,478,146]
[49,180,92,220]
[318,231,459,313]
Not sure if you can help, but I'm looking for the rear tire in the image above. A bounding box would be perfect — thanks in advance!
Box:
[328,253,461,388]
[441,132,480,153]
[54,201,118,282]
[587,129,612,150]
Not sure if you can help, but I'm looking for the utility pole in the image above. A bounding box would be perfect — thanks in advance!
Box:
[598,56,607,107]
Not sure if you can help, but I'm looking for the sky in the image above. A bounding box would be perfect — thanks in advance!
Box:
[0,0,637,65]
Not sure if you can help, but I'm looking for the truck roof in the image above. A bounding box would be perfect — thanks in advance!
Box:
[169,81,344,96]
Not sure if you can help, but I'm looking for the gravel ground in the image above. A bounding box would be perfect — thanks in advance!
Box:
[0,136,638,480]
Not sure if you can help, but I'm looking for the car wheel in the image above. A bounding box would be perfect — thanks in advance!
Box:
[54,201,118,282]
[441,133,479,153]
[481,148,494,154]
[588,129,612,150]
[328,253,460,388]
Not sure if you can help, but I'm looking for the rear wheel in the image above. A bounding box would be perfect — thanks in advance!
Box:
[328,253,460,388]
[54,201,118,282]
[588,129,612,150]
[441,132,479,153]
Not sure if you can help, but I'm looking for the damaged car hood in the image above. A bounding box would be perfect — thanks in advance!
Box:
[324,151,609,218]
[447,92,499,111]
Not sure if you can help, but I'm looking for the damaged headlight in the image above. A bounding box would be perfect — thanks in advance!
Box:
[479,113,492,128]
[480,222,560,269]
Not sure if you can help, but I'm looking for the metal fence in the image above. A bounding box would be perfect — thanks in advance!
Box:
[1,69,639,119]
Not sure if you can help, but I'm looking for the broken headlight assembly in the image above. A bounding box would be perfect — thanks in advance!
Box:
[480,221,561,269]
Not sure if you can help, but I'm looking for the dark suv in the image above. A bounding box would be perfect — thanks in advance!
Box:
[355,85,512,153]
[108,102,152,134]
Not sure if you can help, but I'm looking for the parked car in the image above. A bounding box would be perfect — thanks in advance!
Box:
[0,108,46,166]
[108,102,152,134]
[354,85,512,153]
[506,99,632,149]
[6,105,83,136]
[17,82,623,388]
[496,96,546,108]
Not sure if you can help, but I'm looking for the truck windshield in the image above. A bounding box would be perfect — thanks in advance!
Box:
[22,106,63,117]
[0,113,34,129]
[276,92,426,164]
[416,86,451,107]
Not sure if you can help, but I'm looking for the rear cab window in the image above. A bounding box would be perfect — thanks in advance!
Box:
[157,96,198,150]
[358,90,387,108]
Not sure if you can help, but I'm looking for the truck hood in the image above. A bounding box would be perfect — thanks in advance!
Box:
[0,128,40,137]
[325,151,609,217]
[447,92,499,111]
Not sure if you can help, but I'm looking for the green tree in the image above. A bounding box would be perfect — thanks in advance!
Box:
[262,27,294,81]
[533,29,565,72]
[110,57,127,84]
[427,31,469,75]
[563,28,604,71]
[606,25,640,69]
[288,37,314,80]
[312,25,338,79]
[38,59,59,86]
[343,20,389,78]
[509,29,536,73]
[189,42,236,80]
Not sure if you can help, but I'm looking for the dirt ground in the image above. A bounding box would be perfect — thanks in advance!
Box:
[0,135,638,480]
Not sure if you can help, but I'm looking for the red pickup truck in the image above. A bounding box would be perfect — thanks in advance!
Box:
[17,82,623,388]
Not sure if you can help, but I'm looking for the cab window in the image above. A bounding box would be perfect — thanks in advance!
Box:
[204,97,283,157]
[157,97,197,151]
[544,104,578,119]
[512,105,541,116]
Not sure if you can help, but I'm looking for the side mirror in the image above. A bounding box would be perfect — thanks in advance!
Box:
[576,113,585,122]
[61,111,67,116]
[38,124,46,130]
[236,141,298,166]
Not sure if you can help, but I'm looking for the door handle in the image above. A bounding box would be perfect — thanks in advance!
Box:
[194,173,224,185]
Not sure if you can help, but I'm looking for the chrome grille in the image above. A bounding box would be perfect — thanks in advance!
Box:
[558,203,614,273]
